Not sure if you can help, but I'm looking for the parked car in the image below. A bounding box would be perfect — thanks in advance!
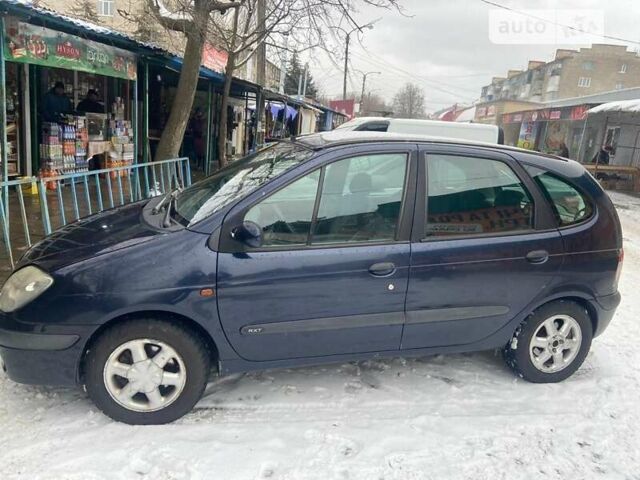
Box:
[0,132,623,424]
[335,117,503,144]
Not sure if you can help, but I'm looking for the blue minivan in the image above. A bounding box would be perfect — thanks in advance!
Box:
[0,132,623,424]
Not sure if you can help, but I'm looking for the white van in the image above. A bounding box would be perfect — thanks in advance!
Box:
[335,117,503,144]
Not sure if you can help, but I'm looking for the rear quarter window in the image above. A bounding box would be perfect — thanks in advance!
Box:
[526,166,593,227]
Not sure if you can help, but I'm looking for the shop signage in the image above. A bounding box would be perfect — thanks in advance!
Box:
[3,19,137,80]
[549,110,562,120]
[202,43,228,73]
[504,109,553,124]
[476,107,487,117]
[329,99,356,119]
[571,105,589,120]
[517,121,539,150]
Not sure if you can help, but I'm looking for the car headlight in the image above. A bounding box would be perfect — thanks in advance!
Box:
[0,266,54,313]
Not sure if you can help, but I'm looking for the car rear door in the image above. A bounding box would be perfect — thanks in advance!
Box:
[401,144,564,350]
[216,144,418,361]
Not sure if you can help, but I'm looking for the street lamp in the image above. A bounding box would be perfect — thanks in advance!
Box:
[360,71,381,114]
[341,22,375,101]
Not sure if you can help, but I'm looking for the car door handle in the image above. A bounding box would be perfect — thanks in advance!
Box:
[526,250,549,264]
[369,262,396,277]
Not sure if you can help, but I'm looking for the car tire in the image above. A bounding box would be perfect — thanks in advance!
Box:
[84,319,211,425]
[504,300,593,383]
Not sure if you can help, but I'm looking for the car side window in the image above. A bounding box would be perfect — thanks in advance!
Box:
[357,122,389,132]
[311,154,407,244]
[425,154,534,237]
[244,170,320,247]
[525,167,593,226]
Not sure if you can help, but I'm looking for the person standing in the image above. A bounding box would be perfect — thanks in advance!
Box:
[190,108,206,171]
[42,81,72,122]
[592,145,612,165]
[558,142,570,158]
[76,89,104,114]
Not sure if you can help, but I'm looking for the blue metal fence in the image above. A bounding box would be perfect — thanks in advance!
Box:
[0,158,191,271]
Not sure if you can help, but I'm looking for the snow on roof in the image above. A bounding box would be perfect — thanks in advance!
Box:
[543,87,640,108]
[588,99,640,115]
[3,0,166,53]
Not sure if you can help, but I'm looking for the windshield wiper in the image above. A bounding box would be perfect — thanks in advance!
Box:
[162,190,181,228]
[152,190,174,215]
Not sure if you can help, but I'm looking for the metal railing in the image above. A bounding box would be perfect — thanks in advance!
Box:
[0,158,191,272]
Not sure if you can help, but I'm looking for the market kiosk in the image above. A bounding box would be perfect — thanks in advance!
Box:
[1,17,137,182]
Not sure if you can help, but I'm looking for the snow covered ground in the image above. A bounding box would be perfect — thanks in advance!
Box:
[1,192,640,480]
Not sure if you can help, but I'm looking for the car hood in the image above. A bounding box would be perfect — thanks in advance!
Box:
[19,201,164,271]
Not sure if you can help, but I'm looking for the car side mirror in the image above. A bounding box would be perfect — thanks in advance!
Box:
[231,221,263,248]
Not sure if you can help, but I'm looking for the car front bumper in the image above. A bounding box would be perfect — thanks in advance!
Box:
[0,313,93,386]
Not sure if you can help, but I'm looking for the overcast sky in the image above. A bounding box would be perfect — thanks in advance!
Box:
[302,0,640,113]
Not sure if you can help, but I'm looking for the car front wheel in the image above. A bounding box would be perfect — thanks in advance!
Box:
[84,319,210,424]
[504,301,593,383]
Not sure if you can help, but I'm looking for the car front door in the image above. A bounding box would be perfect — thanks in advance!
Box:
[216,144,417,361]
[401,145,564,350]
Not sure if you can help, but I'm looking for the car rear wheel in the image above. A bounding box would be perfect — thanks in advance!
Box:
[504,301,592,383]
[84,319,210,424]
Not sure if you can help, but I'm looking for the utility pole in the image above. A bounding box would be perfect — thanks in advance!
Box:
[278,33,289,94]
[360,71,380,116]
[302,62,309,97]
[341,22,375,101]
[255,0,266,148]
[342,34,350,101]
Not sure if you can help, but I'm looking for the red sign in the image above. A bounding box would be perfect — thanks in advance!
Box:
[550,110,562,120]
[571,105,589,120]
[329,99,356,119]
[56,41,81,60]
[202,44,228,73]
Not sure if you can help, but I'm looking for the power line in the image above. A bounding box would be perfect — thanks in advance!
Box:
[479,0,640,46]
[348,50,479,101]
[350,40,482,98]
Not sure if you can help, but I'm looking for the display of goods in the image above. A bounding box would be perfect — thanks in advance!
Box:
[39,168,58,191]
[40,116,89,176]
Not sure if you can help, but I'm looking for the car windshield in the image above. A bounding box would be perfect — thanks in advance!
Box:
[174,142,314,225]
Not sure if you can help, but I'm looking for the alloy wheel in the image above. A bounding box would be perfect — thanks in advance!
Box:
[529,314,583,374]
[103,338,187,412]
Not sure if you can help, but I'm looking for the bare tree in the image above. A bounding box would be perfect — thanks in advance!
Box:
[70,0,100,23]
[145,0,404,166]
[120,2,164,43]
[146,0,242,162]
[392,83,425,119]
[210,0,296,166]
[361,92,390,116]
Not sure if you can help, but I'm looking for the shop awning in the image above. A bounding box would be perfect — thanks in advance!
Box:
[0,0,166,55]
[156,56,226,84]
[455,107,476,123]
[588,99,640,115]
[262,89,332,114]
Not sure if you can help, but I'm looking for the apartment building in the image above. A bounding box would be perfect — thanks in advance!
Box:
[480,44,640,104]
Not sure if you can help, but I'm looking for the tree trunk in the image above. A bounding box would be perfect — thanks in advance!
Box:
[154,27,206,161]
[217,52,236,169]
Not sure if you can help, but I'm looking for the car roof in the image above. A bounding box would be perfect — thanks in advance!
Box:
[335,117,390,128]
[293,130,567,162]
